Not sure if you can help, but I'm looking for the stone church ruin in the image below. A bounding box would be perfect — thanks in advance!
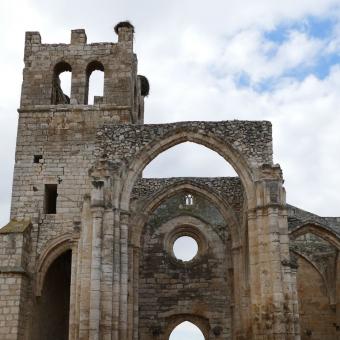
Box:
[0,22,339,340]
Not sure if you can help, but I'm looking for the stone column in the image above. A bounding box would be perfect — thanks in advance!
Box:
[231,243,249,339]
[119,212,130,339]
[78,195,93,340]
[70,63,87,105]
[89,206,104,339]
[70,29,87,105]
[100,209,114,338]
[336,257,340,340]
[247,167,300,340]
[89,181,105,340]
[112,208,121,340]
[133,246,140,340]
[68,239,80,340]
[287,252,300,339]
[127,244,134,340]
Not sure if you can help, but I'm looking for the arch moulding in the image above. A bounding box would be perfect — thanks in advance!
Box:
[119,129,258,212]
[35,232,78,296]
[289,222,340,250]
[130,180,242,247]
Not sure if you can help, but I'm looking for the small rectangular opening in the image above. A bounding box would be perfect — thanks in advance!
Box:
[34,155,43,163]
[44,184,57,214]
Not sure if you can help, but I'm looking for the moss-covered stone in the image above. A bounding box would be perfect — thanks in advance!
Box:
[0,219,31,234]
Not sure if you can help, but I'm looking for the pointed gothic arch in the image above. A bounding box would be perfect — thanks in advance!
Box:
[130,179,242,247]
[119,130,257,212]
[35,233,77,296]
[290,222,340,250]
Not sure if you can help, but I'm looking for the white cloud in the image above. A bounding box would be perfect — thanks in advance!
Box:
[326,21,340,53]
[144,63,340,215]
[217,29,324,83]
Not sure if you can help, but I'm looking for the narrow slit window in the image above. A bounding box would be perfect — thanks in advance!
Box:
[34,155,43,164]
[44,184,57,214]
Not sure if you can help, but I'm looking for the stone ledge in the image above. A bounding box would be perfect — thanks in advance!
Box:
[0,219,31,234]
[0,266,28,276]
[18,104,131,113]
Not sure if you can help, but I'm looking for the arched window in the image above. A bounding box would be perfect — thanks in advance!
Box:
[85,61,104,104]
[169,321,205,340]
[52,62,72,104]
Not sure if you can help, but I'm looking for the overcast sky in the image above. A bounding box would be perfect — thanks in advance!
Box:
[1,0,340,337]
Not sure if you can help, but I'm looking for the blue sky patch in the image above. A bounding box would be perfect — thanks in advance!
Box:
[265,16,336,43]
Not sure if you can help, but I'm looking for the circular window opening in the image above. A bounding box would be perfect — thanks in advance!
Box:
[173,236,198,261]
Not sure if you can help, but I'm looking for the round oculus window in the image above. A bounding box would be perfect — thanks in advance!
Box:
[173,236,198,261]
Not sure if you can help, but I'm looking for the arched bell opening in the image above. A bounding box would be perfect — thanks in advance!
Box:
[51,61,72,104]
[85,60,104,104]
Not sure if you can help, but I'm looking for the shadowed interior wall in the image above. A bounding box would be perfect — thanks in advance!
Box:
[297,256,336,340]
[33,250,72,340]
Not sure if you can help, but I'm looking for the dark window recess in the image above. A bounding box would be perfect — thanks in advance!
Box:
[34,155,43,163]
[45,184,58,214]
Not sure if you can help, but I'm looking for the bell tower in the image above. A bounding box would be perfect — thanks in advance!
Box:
[21,21,148,123]
[0,22,149,340]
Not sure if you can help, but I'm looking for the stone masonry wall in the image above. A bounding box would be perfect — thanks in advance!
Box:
[22,27,139,110]
[131,177,245,222]
[297,256,336,340]
[0,225,31,340]
[11,108,129,260]
[138,193,232,339]
[96,121,273,169]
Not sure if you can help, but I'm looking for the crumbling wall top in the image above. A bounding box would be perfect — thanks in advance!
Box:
[24,21,134,56]
[96,120,273,170]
